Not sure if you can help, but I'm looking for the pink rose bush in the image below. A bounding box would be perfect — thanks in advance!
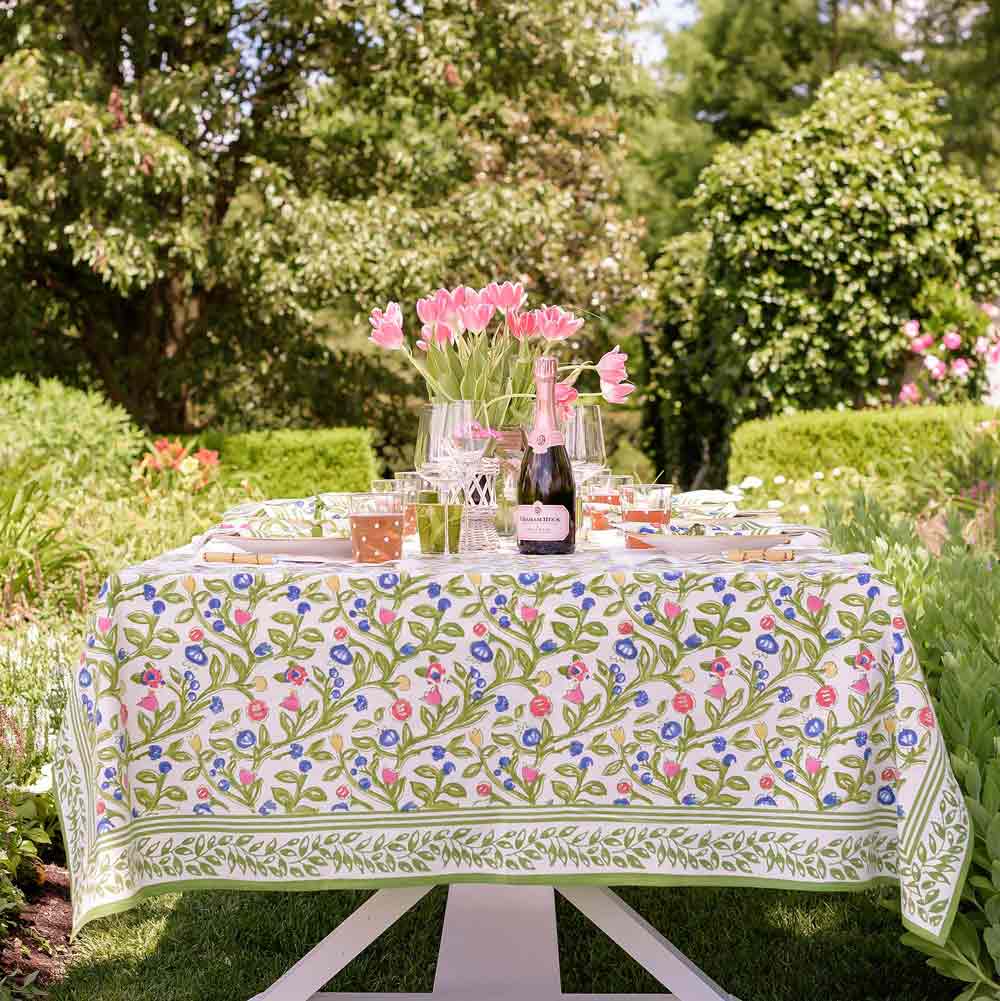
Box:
[897,291,1000,407]
[367,280,633,426]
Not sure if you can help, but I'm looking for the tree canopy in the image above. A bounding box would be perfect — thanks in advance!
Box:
[0,1,645,431]
[645,68,1000,487]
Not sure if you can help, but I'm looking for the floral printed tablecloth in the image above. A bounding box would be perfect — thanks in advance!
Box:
[54,544,970,942]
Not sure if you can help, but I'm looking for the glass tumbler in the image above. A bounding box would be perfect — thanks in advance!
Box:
[349,493,404,564]
[624,483,674,549]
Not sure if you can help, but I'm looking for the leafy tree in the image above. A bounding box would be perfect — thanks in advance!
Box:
[912,0,1000,188]
[645,68,1000,488]
[625,0,906,253]
[0,1,645,431]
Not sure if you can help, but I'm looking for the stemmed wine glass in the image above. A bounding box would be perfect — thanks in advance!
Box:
[562,404,607,543]
[563,404,607,488]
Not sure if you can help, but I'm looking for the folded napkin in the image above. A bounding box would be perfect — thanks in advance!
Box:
[198,494,352,546]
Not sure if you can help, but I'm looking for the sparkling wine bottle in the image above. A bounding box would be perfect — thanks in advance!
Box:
[517,356,576,555]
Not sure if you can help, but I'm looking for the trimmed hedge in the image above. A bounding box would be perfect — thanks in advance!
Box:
[203,428,377,498]
[729,404,997,485]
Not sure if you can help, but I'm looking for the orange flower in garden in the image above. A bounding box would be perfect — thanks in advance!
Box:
[134,438,221,493]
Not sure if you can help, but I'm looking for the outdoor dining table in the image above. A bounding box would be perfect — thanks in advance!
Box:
[54,536,971,1001]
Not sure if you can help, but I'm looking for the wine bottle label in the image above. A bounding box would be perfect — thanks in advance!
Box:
[525,427,564,454]
[516,502,570,541]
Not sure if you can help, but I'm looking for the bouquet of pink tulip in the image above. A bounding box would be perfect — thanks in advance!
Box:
[368,280,635,428]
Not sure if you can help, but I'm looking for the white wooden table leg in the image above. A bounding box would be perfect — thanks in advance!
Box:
[432,884,561,999]
[250,886,433,1001]
[557,886,736,1001]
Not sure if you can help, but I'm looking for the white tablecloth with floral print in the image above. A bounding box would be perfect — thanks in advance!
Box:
[55,543,970,942]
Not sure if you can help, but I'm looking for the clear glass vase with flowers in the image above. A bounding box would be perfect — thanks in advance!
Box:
[367,280,635,541]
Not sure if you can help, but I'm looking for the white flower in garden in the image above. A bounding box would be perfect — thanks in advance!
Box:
[832,467,843,478]
[773,474,786,485]
[767,500,784,510]
[813,471,824,481]
[739,475,763,490]
[799,504,810,514]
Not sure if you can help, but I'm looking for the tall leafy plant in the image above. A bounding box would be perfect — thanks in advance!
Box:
[827,496,1000,999]
[0,479,86,616]
[646,69,1000,487]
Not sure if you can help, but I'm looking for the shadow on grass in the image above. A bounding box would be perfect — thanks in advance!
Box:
[50,885,955,1001]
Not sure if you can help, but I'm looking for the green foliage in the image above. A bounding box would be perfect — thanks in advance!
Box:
[643,230,722,487]
[623,0,905,255]
[730,404,999,504]
[913,2,1000,190]
[0,625,73,784]
[0,479,89,615]
[826,496,1000,999]
[0,1,644,432]
[0,376,146,492]
[646,69,1000,487]
[210,429,376,499]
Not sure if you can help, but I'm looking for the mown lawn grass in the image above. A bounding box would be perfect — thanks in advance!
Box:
[50,885,954,1001]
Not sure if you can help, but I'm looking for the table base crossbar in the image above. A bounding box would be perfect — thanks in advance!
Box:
[250,885,738,1001]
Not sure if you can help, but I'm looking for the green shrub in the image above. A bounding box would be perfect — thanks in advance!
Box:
[206,428,376,498]
[646,68,1000,486]
[0,624,73,785]
[730,404,997,504]
[825,497,1000,998]
[0,377,146,492]
[0,479,89,616]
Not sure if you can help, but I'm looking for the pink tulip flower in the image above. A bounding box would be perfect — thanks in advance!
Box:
[596,346,628,384]
[898,382,921,404]
[450,285,481,311]
[534,304,584,341]
[910,333,935,354]
[482,280,527,314]
[555,381,578,422]
[507,310,538,339]
[370,322,404,350]
[421,322,454,346]
[805,755,821,776]
[555,382,578,407]
[382,768,399,786]
[369,301,402,330]
[460,303,496,333]
[601,380,635,404]
[951,357,972,379]
[521,766,539,783]
[902,319,920,338]
[416,288,453,325]
[239,769,255,786]
[942,330,962,350]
